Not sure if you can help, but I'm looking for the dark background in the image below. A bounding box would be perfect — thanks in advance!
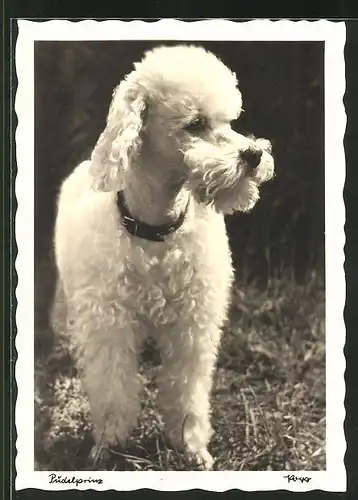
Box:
[34,41,324,294]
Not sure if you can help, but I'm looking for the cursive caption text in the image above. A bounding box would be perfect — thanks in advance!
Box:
[48,473,103,488]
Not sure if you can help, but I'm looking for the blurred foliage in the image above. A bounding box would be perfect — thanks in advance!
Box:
[35,41,324,281]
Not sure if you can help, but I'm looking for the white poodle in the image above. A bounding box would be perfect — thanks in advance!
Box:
[54,44,274,470]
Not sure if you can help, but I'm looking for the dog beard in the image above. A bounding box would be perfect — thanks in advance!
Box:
[192,175,260,213]
[183,139,274,213]
[185,157,260,213]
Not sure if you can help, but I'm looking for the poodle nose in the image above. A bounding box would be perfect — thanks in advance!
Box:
[241,147,263,170]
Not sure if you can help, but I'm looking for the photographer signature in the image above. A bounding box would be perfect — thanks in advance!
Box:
[283,474,312,484]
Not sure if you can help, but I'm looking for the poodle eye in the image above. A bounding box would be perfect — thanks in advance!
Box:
[184,116,208,133]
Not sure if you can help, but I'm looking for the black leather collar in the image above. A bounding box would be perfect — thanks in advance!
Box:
[116,190,189,242]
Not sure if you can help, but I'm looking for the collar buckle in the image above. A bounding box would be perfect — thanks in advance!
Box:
[122,215,139,236]
[116,191,189,243]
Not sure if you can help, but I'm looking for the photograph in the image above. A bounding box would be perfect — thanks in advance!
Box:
[15,19,346,492]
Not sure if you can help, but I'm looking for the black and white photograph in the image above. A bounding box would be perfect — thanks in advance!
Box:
[15,19,346,492]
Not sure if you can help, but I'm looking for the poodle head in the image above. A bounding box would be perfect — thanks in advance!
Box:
[90,44,274,213]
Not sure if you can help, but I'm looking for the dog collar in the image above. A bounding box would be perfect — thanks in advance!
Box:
[116,190,189,242]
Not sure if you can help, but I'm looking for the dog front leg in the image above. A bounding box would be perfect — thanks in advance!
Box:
[157,323,221,470]
[65,299,142,453]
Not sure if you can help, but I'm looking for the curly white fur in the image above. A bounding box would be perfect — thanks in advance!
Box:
[54,45,274,470]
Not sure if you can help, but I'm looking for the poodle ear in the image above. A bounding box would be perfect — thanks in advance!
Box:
[90,78,147,192]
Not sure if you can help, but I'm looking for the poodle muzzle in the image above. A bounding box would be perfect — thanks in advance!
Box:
[183,134,274,212]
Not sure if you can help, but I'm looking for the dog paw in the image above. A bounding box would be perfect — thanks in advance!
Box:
[187,448,214,470]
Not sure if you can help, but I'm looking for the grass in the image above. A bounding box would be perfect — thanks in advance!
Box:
[34,270,325,471]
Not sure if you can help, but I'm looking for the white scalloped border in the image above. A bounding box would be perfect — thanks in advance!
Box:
[15,19,346,492]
